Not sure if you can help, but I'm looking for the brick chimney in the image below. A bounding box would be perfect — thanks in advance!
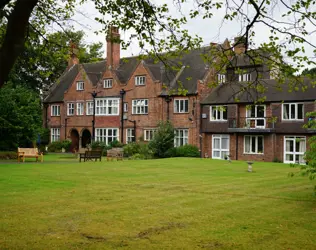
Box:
[68,41,79,68]
[106,26,120,70]
[234,36,247,55]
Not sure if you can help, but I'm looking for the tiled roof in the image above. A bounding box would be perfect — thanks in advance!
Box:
[201,78,316,105]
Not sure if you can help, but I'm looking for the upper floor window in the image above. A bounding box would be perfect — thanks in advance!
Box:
[246,105,266,128]
[174,99,189,113]
[95,98,119,116]
[86,101,93,115]
[217,74,226,84]
[51,105,60,116]
[51,128,60,142]
[132,99,148,114]
[144,129,156,141]
[76,81,84,91]
[283,103,304,120]
[76,103,84,116]
[174,129,189,147]
[239,73,251,82]
[210,106,227,121]
[67,103,75,116]
[104,78,113,88]
[135,76,146,86]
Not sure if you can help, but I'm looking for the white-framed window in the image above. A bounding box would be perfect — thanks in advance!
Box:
[51,105,60,116]
[95,98,119,116]
[210,106,227,121]
[126,128,135,143]
[132,99,148,114]
[244,135,264,154]
[135,76,146,86]
[174,99,189,113]
[76,102,84,115]
[104,78,113,88]
[239,73,251,82]
[124,103,128,112]
[67,103,75,116]
[284,136,306,164]
[95,128,119,145]
[144,129,156,141]
[282,103,304,120]
[86,101,93,115]
[51,128,60,142]
[212,134,230,159]
[174,129,189,147]
[246,105,266,128]
[217,74,226,84]
[76,81,84,91]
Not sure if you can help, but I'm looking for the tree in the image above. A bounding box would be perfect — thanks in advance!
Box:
[149,121,175,158]
[0,82,42,150]
[7,28,103,92]
[1,0,316,92]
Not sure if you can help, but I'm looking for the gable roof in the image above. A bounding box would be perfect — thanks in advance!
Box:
[201,78,316,105]
[44,47,213,103]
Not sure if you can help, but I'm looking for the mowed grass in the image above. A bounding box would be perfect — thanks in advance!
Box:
[0,156,315,250]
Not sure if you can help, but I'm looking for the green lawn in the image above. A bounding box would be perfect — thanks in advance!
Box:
[0,156,315,250]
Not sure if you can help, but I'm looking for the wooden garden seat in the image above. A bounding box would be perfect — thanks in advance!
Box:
[17,147,43,162]
[107,148,123,161]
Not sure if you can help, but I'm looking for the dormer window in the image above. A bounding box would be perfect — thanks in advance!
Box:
[135,76,146,86]
[217,74,226,84]
[239,73,251,82]
[104,78,113,88]
[76,81,84,91]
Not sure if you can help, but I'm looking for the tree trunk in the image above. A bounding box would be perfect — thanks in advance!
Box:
[0,0,39,88]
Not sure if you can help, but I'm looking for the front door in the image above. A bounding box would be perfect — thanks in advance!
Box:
[284,136,306,164]
[212,134,230,159]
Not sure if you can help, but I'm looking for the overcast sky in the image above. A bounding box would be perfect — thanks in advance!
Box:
[51,1,316,66]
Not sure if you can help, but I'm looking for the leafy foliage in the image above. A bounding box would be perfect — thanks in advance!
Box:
[166,145,200,158]
[148,121,174,158]
[47,140,72,152]
[0,83,42,151]
[123,142,153,159]
[0,151,17,160]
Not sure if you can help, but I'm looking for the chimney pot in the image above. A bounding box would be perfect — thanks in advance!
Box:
[106,26,121,70]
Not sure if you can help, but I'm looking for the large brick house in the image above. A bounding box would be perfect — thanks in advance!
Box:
[200,48,316,163]
[43,27,214,151]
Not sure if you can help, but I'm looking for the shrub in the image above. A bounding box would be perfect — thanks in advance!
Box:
[47,141,64,152]
[139,143,154,159]
[91,141,112,156]
[61,140,71,152]
[109,140,124,148]
[0,151,17,160]
[166,145,200,158]
[123,142,141,157]
[149,121,174,158]
[130,153,145,160]
[272,157,282,163]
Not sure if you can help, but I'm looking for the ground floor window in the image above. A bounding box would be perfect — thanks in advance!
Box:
[244,135,264,154]
[126,128,135,143]
[284,136,306,164]
[212,134,230,159]
[174,129,188,147]
[51,128,60,142]
[95,128,119,145]
[144,129,156,141]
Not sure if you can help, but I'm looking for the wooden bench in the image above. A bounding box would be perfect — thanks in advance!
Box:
[107,148,123,161]
[17,147,43,162]
[79,150,102,162]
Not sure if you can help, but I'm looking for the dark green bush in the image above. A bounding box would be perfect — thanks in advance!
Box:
[47,141,64,152]
[123,142,141,157]
[109,140,124,148]
[0,151,17,160]
[166,145,200,158]
[61,140,71,152]
[123,142,153,159]
[148,121,174,158]
[91,141,112,156]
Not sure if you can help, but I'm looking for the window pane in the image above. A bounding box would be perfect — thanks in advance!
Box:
[213,138,220,149]
[290,104,296,119]
[251,136,256,153]
[245,136,250,153]
[298,104,303,119]
[223,107,227,120]
[283,104,289,119]
[257,136,263,153]
[222,138,229,150]
[257,106,265,117]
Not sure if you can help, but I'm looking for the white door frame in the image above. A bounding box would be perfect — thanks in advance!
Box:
[212,134,230,159]
[283,136,306,164]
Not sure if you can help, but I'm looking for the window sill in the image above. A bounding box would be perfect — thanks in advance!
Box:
[210,120,228,122]
[243,152,264,155]
[132,113,148,115]
[95,114,120,116]
[281,119,304,122]
[135,84,146,87]
[174,112,189,114]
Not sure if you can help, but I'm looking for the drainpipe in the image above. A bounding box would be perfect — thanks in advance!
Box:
[164,96,172,121]
[91,91,98,142]
[120,89,126,143]
[65,118,68,140]
[236,104,239,160]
